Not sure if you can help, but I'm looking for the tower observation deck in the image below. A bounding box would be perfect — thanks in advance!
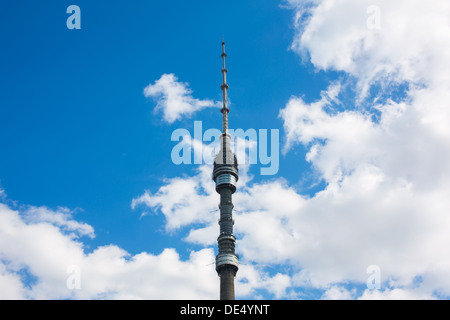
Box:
[213,41,239,300]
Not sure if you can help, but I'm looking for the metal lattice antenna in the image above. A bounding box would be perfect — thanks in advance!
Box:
[220,41,230,134]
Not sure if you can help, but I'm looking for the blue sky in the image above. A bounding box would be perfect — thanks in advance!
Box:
[1,0,450,300]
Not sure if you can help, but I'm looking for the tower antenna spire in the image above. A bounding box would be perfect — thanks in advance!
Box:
[220,41,230,134]
[213,40,239,300]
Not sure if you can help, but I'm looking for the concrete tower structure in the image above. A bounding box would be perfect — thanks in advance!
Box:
[213,41,239,300]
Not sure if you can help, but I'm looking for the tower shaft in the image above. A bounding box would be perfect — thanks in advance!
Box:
[213,41,238,300]
[219,267,235,300]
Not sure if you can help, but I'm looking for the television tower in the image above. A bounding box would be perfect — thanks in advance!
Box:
[212,41,239,300]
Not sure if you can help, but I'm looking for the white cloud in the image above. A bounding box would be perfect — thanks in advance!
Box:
[5,0,448,300]
[0,201,221,299]
[0,193,296,299]
[287,0,450,97]
[320,286,355,300]
[359,288,435,300]
[0,264,27,300]
[144,73,220,123]
[138,143,450,299]
[23,206,94,239]
[131,165,218,231]
[276,0,450,298]
[132,0,450,299]
[237,265,292,299]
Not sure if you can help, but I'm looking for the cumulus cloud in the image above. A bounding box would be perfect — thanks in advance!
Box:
[144,73,220,123]
[359,287,437,300]
[0,201,221,299]
[22,206,95,239]
[131,165,217,231]
[4,0,448,300]
[320,286,355,300]
[237,265,292,299]
[134,0,450,299]
[287,0,450,97]
[0,194,291,299]
[278,0,450,298]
